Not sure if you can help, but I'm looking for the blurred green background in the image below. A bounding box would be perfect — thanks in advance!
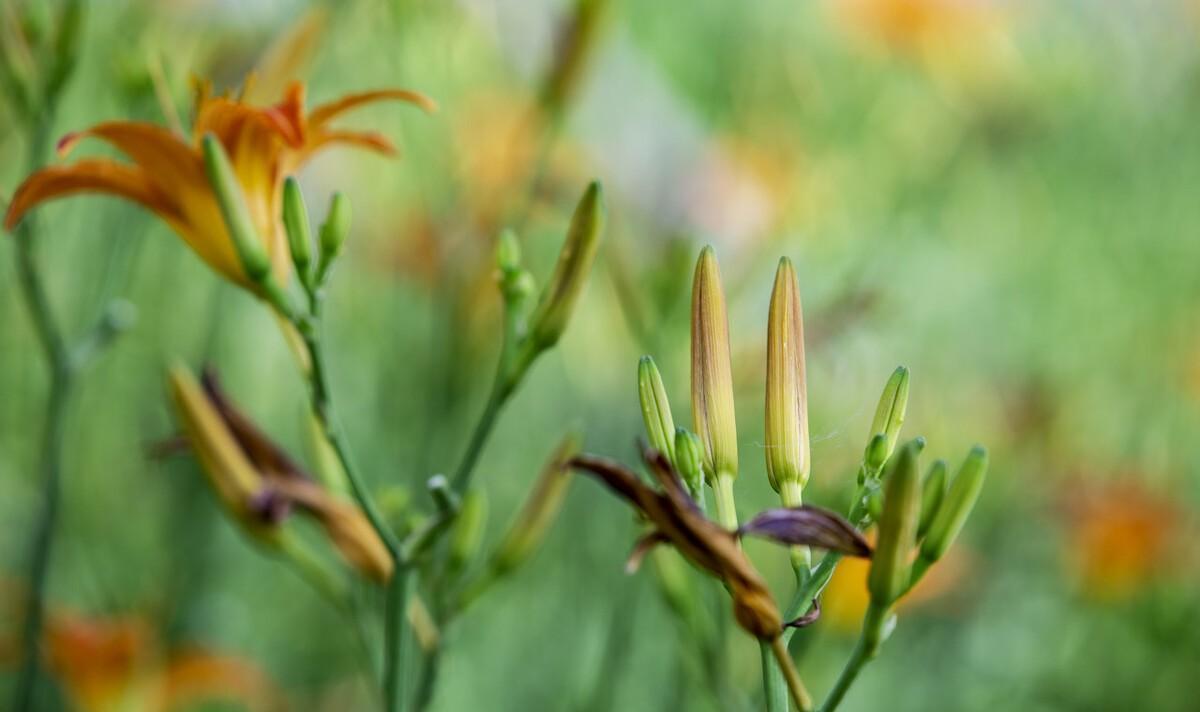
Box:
[3,0,1199,710]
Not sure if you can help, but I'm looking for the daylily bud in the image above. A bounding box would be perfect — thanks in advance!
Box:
[201,134,271,283]
[492,434,579,576]
[764,257,809,502]
[864,433,890,473]
[865,366,909,470]
[282,177,313,278]
[526,181,605,350]
[920,446,987,563]
[496,229,522,275]
[319,191,351,266]
[868,440,922,605]
[673,428,705,499]
[638,356,676,462]
[690,246,738,482]
[448,489,488,577]
[918,459,947,538]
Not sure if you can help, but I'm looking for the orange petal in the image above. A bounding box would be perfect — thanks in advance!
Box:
[57,121,206,195]
[308,88,437,127]
[159,648,283,712]
[303,129,398,158]
[4,159,179,230]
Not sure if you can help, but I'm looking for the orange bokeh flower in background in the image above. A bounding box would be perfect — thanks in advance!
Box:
[4,82,435,291]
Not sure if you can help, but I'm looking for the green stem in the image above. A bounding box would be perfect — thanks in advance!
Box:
[295,304,407,712]
[818,603,888,712]
[712,473,738,530]
[761,641,790,712]
[10,101,75,712]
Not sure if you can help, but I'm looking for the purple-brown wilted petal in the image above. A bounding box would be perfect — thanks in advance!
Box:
[783,599,821,629]
[625,531,668,574]
[201,368,309,481]
[737,506,872,558]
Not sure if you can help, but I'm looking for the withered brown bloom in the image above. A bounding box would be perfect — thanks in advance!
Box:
[570,448,870,640]
[168,365,392,583]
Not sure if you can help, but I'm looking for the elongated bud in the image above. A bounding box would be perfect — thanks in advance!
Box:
[319,192,351,266]
[167,364,263,521]
[868,440,922,605]
[448,489,488,577]
[674,428,705,498]
[526,181,605,349]
[492,434,579,575]
[764,257,809,501]
[691,246,738,482]
[638,356,676,462]
[865,366,909,470]
[920,446,987,563]
[201,134,271,283]
[918,459,947,538]
[282,177,313,278]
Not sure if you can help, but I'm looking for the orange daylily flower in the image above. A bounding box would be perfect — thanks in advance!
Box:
[3,81,436,290]
[44,611,284,712]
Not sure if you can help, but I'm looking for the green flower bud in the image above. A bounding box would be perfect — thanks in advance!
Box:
[319,191,352,265]
[496,228,522,274]
[201,134,271,284]
[920,446,987,563]
[864,433,890,472]
[865,366,909,469]
[918,459,947,539]
[282,177,313,279]
[638,356,676,462]
[868,440,922,605]
[526,181,605,350]
[674,428,705,499]
[690,245,738,483]
[448,489,488,577]
[764,257,809,502]
[492,434,579,576]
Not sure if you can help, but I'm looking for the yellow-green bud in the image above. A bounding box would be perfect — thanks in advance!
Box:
[764,257,810,501]
[865,366,909,469]
[201,134,271,283]
[319,192,352,264]
[920,446,987,563]
[282,177,313,278]
[526,181,605,349]
[638,356,676,462]
[492,434,579,575]
[674,428,705,498]
[690,245,738,482]
[496,229,522,274]
[864,433,890,473]
[868,440,922,605]
[448,489,488,576]
[918,459,947,538]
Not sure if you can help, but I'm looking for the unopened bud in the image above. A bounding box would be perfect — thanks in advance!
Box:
[868,440,922,605]
[282,177,313,279]
[496,229,522,274]
[864,433,890,472]
[690,245,738,482]
[638,356,676,462]
[673,428,705,499]
[764,257,809,502]
[448,489,488,577]
[492,434,579,575]
[865,366,909,470]
[920,446,987,563]
[319,192,352,266]
[202,134,272,284]
[918,459,947,538]
[526,181,605,350]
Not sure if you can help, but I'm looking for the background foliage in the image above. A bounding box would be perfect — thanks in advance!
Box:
[3,0,1199,710]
